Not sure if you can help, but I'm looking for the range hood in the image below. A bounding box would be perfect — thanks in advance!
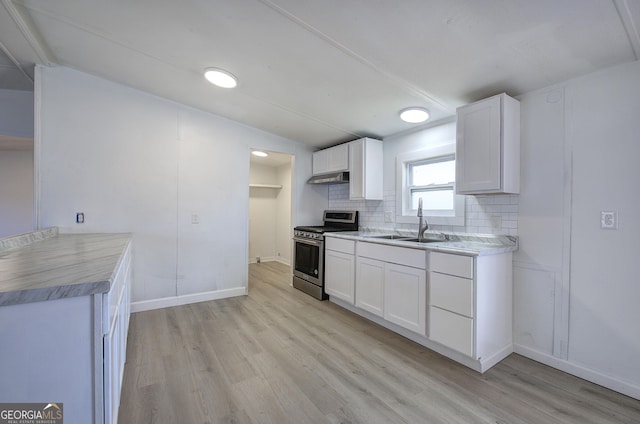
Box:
[307,172,350,184]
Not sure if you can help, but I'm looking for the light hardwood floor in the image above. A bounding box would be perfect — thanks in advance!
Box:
[118,262,640,423]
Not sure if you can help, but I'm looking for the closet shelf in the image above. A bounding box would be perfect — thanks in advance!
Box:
[249,183,283,189]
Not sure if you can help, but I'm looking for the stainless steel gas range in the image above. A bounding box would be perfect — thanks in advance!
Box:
[292,210,359,300]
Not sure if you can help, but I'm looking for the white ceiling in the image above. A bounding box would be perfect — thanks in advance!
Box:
[250,150,292,168]
[1,0,639,148]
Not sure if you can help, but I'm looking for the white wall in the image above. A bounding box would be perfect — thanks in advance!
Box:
[0,151,34,237]
[514,60,640,399]
[275,162,292,264]
[0,89,33,138]
[567,61,640,393]
[36,65,326,307]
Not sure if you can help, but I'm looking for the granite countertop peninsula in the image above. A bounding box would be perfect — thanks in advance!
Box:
[325,228,518,256]
[0,228,132,307]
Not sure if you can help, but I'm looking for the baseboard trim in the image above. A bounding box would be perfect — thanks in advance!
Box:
[131,286,247,313]
[275,257,290,266]
[514,343,640,400]
[479,344,514,373]
[248,257,290,266]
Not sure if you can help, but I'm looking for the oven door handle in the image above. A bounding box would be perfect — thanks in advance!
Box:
[293,237,323,247]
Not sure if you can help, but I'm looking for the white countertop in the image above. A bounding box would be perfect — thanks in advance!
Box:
[325,230,517,256]
[0,228,132,306]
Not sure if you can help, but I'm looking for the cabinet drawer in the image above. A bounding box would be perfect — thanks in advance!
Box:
[326,237,355,255]
[429,306,473,356]
[430,252,473,278]
[429,272,474,317]
[358,242,426,269]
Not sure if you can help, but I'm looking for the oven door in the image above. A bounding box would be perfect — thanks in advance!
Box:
[292,237,323,286]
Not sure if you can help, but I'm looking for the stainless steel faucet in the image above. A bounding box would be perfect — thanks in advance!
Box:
[417,198,429,242]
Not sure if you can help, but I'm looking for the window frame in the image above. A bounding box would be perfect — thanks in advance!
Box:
[396,143,465,226]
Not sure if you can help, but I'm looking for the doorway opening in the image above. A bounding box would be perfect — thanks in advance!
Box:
[248,150,294,273]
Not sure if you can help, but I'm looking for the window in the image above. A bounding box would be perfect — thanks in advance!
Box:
[408,155,455,212]
[396,144,465,226]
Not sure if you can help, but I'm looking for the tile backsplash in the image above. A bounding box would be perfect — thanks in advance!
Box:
[328,184,518,236]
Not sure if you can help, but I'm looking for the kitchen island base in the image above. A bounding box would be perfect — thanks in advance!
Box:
[0,230,132,424]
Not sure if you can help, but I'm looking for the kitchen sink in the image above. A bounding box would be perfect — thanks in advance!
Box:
[365,235,445,243]
[400,238,444,243]
[366,234,416,240]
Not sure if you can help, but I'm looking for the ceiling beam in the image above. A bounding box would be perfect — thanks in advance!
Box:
[1,0,55,66]
[0,38,32,84]
[614,0,640,59]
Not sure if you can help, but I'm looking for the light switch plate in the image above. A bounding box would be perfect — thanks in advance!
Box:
[600,211,617,229]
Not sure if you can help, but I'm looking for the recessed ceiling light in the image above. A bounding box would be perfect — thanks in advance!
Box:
[252,150,268,157]
[204,68,238,88]
[400,107,430,123]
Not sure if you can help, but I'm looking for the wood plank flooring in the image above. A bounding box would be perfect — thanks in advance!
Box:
[118,262,640,423]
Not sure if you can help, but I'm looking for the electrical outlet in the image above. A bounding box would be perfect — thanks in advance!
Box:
[600,211,618,229]
[191,213,200,224]
[384,211,393,223]
[76,212,84,224]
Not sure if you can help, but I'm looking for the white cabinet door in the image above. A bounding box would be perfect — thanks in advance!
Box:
[456,95,502,193]
[349,138,383,200]
[327,143,349,172]
[325,249,355,304]
[312,149,329,175]
[384,263,426,334]
[355,257,385,317]
[456,93,520,194]
[313,144,349,175]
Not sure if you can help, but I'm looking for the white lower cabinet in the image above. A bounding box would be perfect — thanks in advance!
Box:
[428,251,512,363]
[325,238,356,304]
[384,263,426,334]
[355,257,385,316]
[326,237,513,372]
[103,246,132,424]
[356,241,427,334]
[0,238,132,424]
[429,253,476,356]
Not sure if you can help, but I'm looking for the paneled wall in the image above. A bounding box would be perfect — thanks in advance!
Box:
[36,66,325,308]
[514,60,640,399]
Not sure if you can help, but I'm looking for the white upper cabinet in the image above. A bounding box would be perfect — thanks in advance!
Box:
[348,137,383,200]
[456,93,520,194]
[312,143,349,175]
